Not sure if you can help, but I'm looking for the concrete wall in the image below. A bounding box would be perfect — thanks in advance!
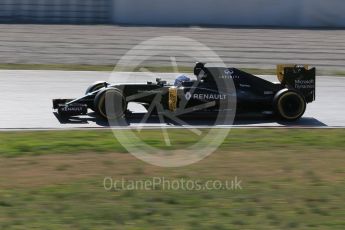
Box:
[0,0,111,24]
[301,0,345,27]
[112,0,345,27]
[1,0,345,27]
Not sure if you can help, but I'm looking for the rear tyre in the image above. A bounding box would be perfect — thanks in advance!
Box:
[274,89,306,121]
[94,88,127,120]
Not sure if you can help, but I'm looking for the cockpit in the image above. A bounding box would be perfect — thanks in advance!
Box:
[173,62,208,87]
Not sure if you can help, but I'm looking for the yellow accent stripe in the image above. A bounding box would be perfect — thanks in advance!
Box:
[168,87,177,112]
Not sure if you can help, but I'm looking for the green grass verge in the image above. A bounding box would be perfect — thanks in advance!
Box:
[1,177,344,229]
[0,129,344,229]
[1,63,344,76]
[0,129,344,157]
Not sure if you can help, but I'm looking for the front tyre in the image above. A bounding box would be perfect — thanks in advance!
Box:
[86,81,108,111]
[274,89,306,121]
[94,88,127,120]
[85,81,108,95]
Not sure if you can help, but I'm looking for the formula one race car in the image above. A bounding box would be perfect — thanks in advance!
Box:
[53,63,315,121]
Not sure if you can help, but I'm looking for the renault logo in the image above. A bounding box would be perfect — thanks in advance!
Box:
[185,92,192,100]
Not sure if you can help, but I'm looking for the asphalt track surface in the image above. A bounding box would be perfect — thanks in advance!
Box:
[0,70,344,130]
[2,25,345,71]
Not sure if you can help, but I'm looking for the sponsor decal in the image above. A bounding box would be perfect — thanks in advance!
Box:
[194,94,227,100]
[294,79,315,89]
[220,69,239,79]
[62,106,83,112]
[219,75,240,80]
[185,92,227,101]
[264,91,274,95]
[239,84,251,88]
[224,69,234,75]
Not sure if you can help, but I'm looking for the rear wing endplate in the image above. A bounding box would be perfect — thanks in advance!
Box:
[277,64,316,103]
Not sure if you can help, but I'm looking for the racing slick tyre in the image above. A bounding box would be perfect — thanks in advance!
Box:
[94,88,127,120]
[86,81,108,111]
[273,89,306,121]
[85,81,107,95]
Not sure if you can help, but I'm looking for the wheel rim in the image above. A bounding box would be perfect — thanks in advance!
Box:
[278,92,305,120]
[97,90,126,119]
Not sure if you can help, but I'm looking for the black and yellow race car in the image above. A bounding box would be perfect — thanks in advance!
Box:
[53,63,315,121]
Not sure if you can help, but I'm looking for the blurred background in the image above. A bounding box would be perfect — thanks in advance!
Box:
[1,0,345,26]
[1,0,345,72]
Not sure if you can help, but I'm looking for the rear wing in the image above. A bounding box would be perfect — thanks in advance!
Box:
[277,64,316,103]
